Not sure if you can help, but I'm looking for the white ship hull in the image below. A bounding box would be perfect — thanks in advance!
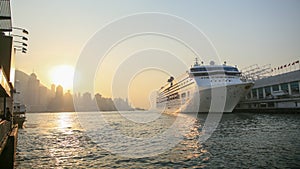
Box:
[197,82,253,112]
[157,82,253,113]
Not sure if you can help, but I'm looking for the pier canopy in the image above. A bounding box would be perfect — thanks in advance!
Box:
[0,0,12,32]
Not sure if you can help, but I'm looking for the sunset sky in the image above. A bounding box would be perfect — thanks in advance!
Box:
[11,0,300,108]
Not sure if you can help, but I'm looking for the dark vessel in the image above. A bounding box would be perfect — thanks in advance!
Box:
[13,103,26,128]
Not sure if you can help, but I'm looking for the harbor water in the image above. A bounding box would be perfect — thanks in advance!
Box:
[16,112,300,168]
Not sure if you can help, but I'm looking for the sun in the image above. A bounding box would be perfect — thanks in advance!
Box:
[50,65,74,90]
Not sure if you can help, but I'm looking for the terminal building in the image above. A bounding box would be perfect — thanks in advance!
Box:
[235,65,300,112]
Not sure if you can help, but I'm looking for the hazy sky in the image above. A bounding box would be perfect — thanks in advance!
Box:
[11,0,300,108]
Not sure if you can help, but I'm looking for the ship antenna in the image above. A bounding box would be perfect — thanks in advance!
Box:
[194,57,199,66]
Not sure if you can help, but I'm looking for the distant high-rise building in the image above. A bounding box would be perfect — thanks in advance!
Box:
[39,86,48,106]
[48,85,64,111]
[56,85,63,99]
[25,73,40,111]
[64,90,74,111]
[82,92,92,104]
[50,84,56,97]
[114,97,132,111]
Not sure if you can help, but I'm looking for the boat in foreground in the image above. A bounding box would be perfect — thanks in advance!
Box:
[13,103,26,128]
[156,59,254,113]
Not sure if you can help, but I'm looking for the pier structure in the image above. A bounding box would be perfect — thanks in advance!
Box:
[0,0,22,168]
[235,63,300,113]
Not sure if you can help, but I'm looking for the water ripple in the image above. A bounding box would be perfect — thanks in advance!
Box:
[16,112,300,168]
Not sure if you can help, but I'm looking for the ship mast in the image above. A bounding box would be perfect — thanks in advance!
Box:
[194,57,200,66]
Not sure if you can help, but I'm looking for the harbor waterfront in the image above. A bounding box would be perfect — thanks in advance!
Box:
[235,68,300,113]
[16,112,300,168]
[2,0,300,168]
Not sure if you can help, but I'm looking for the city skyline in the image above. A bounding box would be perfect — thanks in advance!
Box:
[15,70,134,112]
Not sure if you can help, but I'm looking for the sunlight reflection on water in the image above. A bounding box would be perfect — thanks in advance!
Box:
[16,112,300,168]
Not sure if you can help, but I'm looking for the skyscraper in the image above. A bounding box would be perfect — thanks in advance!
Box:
[25,73,40,111]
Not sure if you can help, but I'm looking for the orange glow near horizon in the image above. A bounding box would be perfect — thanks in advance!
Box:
[50,65,74,91]
[128,69,169,109]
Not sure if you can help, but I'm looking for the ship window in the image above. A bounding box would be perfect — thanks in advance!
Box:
[181,93,186,98]
[264,86,271,97]
[197,66,239,72]
[290,81,299,95]
[258,88,264,99]
[252,89,257,99]
[176,93,179,99]
[223,66,238,72]
[190,67,207,72]
[225,72,241,76]
[272,85,279,91]
[280,83,289,93]
[193,73,208,76]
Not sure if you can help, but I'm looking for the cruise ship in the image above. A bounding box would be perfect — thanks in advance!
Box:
[156,59,254,113]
